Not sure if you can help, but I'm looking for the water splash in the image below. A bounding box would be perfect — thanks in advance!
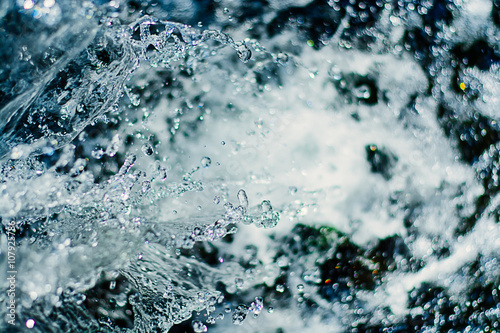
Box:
[1,0,500,332]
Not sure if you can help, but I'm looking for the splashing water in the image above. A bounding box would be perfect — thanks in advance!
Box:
[1,0,500,332]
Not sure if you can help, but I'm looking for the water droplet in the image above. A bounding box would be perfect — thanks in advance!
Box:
[267,306,274,313]
[142,142,154,156]
[237,189,248,208]
[118,154,136,175]
[297,284,304,292]
[260,200,272,212]
[289,186,298,194]
[235,278,244,289]
[115,294,127,307]
[235,43,251,63]
[109,281,116,290]
[201,156,211,167]
[216,313,224,320]
[26,319,35,329]
[74,293,86,305]
[142,180,151,193]
[11,146,23,159]
[353,84,371,99]
[276,284,285,293]
[258,200,280,228]
[232,304,249,325]
[192,320,207,333]
[249,297,264,316]
[328,66,342,80]
[221,140,226,145]
[91,148,104,159]
[106,134,121,157]
[159,168,167,181]
[139,21,151,42]
[275,52,289,65]
[213,196,220,204]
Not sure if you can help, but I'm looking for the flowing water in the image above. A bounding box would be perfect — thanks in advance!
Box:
[1,0,499,332]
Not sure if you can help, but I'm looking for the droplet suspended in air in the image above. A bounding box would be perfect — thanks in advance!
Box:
[275,52,289,66]
[235,278,244,289]
[201,156,211,167]
[26,319,35,329]
[91,148,104,159]
[353,84,371,99]
[232,304,249,325]
[141,180,151,193]
[237,189,248,208]
[249,296,264,316]
[260,200,272,212]
[192,320,207,333]
[141,142,154,156]
[235,43,251,63]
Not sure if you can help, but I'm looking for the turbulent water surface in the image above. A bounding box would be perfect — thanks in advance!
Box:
[1,0,500,332]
